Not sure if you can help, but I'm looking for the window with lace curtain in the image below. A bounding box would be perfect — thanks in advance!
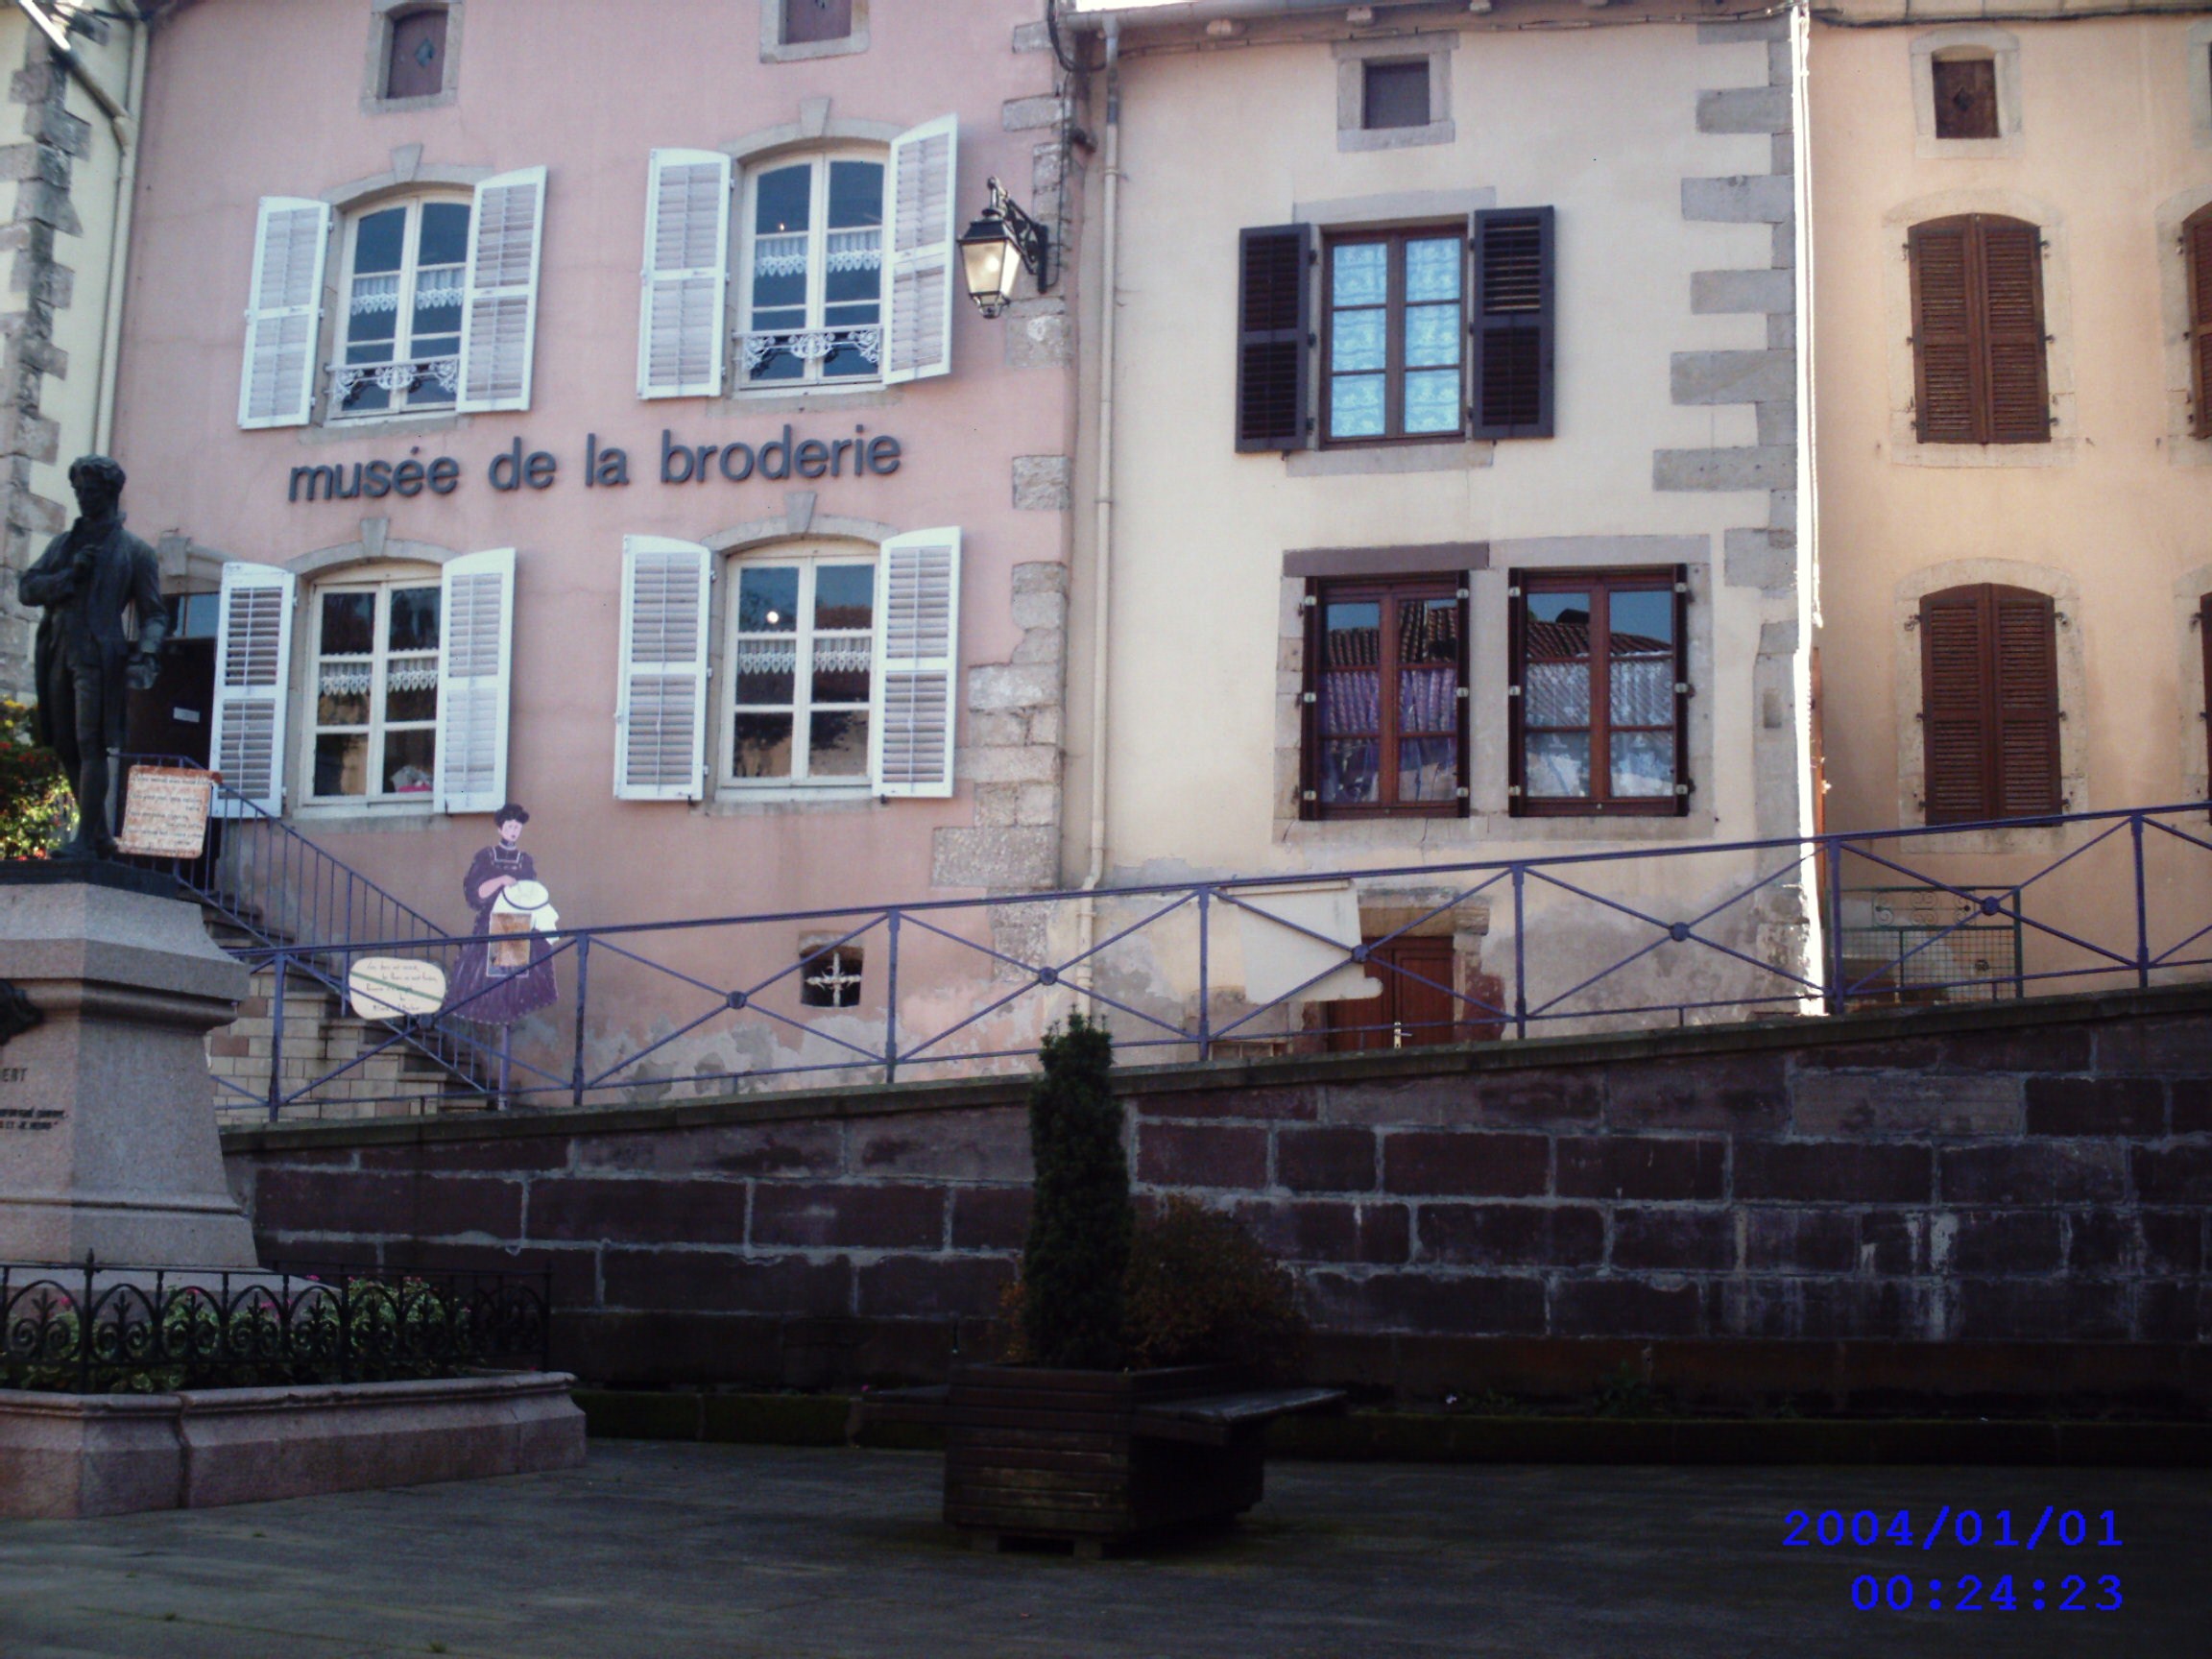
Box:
[726,551,878,785]
[333,196,470,417]
[308,574,442,803]
[739,152,885,388]
[1508,567,1689,816]
[1301,575,1468,819]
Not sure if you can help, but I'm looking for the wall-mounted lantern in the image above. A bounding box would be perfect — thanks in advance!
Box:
[958,177,1053,320]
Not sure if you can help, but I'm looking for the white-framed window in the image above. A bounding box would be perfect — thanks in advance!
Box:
[727,547,878,783]
[307,571,444,802]
[238,168,545,431]
[739,150,887,389]
[333,196,470,418]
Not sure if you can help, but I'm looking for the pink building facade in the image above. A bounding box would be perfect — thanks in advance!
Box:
[113,0,1080,1103]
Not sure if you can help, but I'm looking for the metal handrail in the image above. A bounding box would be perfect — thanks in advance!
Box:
[204,798,2212,1122]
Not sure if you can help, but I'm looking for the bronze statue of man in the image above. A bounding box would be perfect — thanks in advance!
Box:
[15,455,166,859]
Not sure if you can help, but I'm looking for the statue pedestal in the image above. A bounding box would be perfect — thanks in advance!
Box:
[0,862,256,1267]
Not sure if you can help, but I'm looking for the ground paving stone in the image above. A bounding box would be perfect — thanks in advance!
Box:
[0,1443,2200,1656]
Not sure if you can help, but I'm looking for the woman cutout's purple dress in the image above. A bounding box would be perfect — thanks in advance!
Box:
[445,843,558,1025]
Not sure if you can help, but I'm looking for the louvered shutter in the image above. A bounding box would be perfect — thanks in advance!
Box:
[2187,210,2212,441]
[1990,586,2060,817]
[1920,587,1991,824]
[868,528,960,797]
[237,198,331,429]
[1979,219,2049,445]
[456,167,546,413]
[434,548,516,815]
[613,536,711,800]
[637,150,732,398]
[1236,224,1311,451]
[883,115,957,384]
[208,563,296,816]
[1470,206,1554,440]
[1910,218,1978,445]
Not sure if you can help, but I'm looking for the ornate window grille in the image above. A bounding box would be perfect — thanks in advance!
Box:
[740,154,885,388]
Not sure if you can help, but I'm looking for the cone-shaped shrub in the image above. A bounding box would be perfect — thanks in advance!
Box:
[1020,1014,1129,1369]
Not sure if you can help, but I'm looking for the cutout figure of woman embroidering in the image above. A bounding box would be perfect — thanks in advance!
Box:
[446,804,559,1105]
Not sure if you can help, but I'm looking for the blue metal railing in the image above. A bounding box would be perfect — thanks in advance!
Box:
[118,757,494,1106]
[202,798,2212,1121]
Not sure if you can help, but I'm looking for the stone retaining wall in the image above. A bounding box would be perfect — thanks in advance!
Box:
[221,986,2212,1411]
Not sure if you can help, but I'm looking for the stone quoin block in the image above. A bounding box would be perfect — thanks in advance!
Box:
[748,1184,946,1251]
[1671,349,1794,406]
[949,1186,1032,1251]
[525,1177,748,1246]
[1611,1207,1737,1271]
[1380,1131,1549,1197]
[1416,1203,1603,1268]
[1137,1122,1269,1190]
[2024,1077,2166,1139]
[1555,1136,1725,1201]
[1937,1210,2065,1275]
[854,1254,1016,1318]
[1744,1208,1860,1273]
[1551,1277,1704,1338]
[573,1121,841,1178]
[1681,174,1796,224]
[1231,1199,1410,1266]
[1735,1141,1933,1205]
[1692,267,1794,315]
[1939,1142,2127,1207]
[1652,445,1795,493]
[1304,1270,1547,1336]
[601,1249,854,1316]
[1695,84,1791,133]
[1275,1126,1378,1193]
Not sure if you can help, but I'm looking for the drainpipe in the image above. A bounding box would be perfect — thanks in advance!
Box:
[91,6,145,453]
[1074,17,1120,998]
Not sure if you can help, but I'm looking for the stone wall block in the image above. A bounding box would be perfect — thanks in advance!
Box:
[1011,561,1069,596]
[966,663,1060,711]
[1232,1198,1410,1265]
[2130,1144,2212,1205]
[1555,1136,1726,1200]
[1680,174,1795,225]
[1379,1130,1549,1197]
[1137,1121,1268,1190]
[1792,1072,2019,1137]
[1744,1208,1860,1272]
[1695,85,1791,134]
[253,1167,522,1238]
[1000,94,1066,132]
[950,1186,1032,1251]
[1551,1277,1703,1338]
[1275,1125,1378,1193]
[1305,1270,1547,1336]
[2024,1076,2165,1138]
[571,1122,838,1178]
[1417,1202,1604,1267]
[851,1108,1031,1182]
[1611,1207,1738,1271]
[528,1177,748,1245]
[1939,1142,2127,1206]
[1736,1141,1934,1204]
[928,825,1057,888]
[748,1183,946,1251]
[1691,267,1794,315]
[1010,454,1071,512]
[1605,1053,1790,1131]
[1009,588,1068,633]
[602,1249,854,1315]
[854,1254,1016,1317]
[1652,445,1793,493]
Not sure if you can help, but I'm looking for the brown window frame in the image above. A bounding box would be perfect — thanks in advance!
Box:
[1908,213,2051,446]
[2186,205,2212,441]
[1319,225,1467,448]
[782,0,854,44]
[1918,583,2062,825]
[1930,54,1999,140]
[1507,565,1691,819]
[383,5,449,100]
[1361,60,1431,131]
[1301,573,1470,821]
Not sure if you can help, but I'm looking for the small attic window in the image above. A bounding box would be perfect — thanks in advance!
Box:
[783,0,853,44]
[1362,60,1431,131]
[1932,54,1998,140]
[386,6,448,100]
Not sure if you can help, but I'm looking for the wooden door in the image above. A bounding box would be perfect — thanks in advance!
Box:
[1325,936,1459,1051]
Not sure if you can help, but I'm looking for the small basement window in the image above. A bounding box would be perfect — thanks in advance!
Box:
[385,5,448,100]
[1362,60,1431,131]
[799,945,864,1007]
[1931,54,1998,140]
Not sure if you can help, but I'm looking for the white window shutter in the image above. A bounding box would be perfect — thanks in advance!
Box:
[882,115,957,384]
[457,167,546,413]
[637,150,732,399]
[236,197,331,429]
[614,536,712,800]
[434,548,516,815]
[868,528,961,797]
[208,562,296,816]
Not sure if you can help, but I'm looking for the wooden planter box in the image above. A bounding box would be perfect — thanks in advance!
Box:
[939,1363,1272,1552]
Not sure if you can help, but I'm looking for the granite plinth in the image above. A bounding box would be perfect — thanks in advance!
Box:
[0,874,254,1266]
[0,1371,587,1518]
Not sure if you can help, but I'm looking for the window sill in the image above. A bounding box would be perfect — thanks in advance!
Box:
[721,382,901,417]
[288,805,445,832]
[759,29,869,63]
[1887,431,2074,469]
[1913,133,2022,162]
[1286,442,1494,479]
[298,410,466,447]
[1337,120,1455,154]
[701,785,880,815]
[1278,810,1719,847]
[361,88,457,117]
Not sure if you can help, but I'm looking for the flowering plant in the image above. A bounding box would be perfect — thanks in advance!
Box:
[0,696,71,859]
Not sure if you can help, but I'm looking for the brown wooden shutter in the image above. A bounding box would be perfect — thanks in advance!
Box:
[1921,586,1993,823]
[2187,209,2212,441]
[1980,220,2050,444]
[2200,592,2212,788]
[1470,207,1554,439]
[1910,218,1979,444]
[1237,224,1313,452]
[1990,586,2060,816]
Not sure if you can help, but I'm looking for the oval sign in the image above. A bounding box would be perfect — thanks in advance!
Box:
[348,956,448,1022]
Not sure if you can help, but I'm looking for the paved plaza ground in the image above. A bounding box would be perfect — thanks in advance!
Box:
[0,1441,2201,1657]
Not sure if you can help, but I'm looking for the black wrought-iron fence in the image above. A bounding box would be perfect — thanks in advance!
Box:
[0,1257,552,1393]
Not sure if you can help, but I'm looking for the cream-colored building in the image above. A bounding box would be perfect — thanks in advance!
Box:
[1062,0,1817,1042]
[0,1,142,700]
[1810,1,2212,997]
